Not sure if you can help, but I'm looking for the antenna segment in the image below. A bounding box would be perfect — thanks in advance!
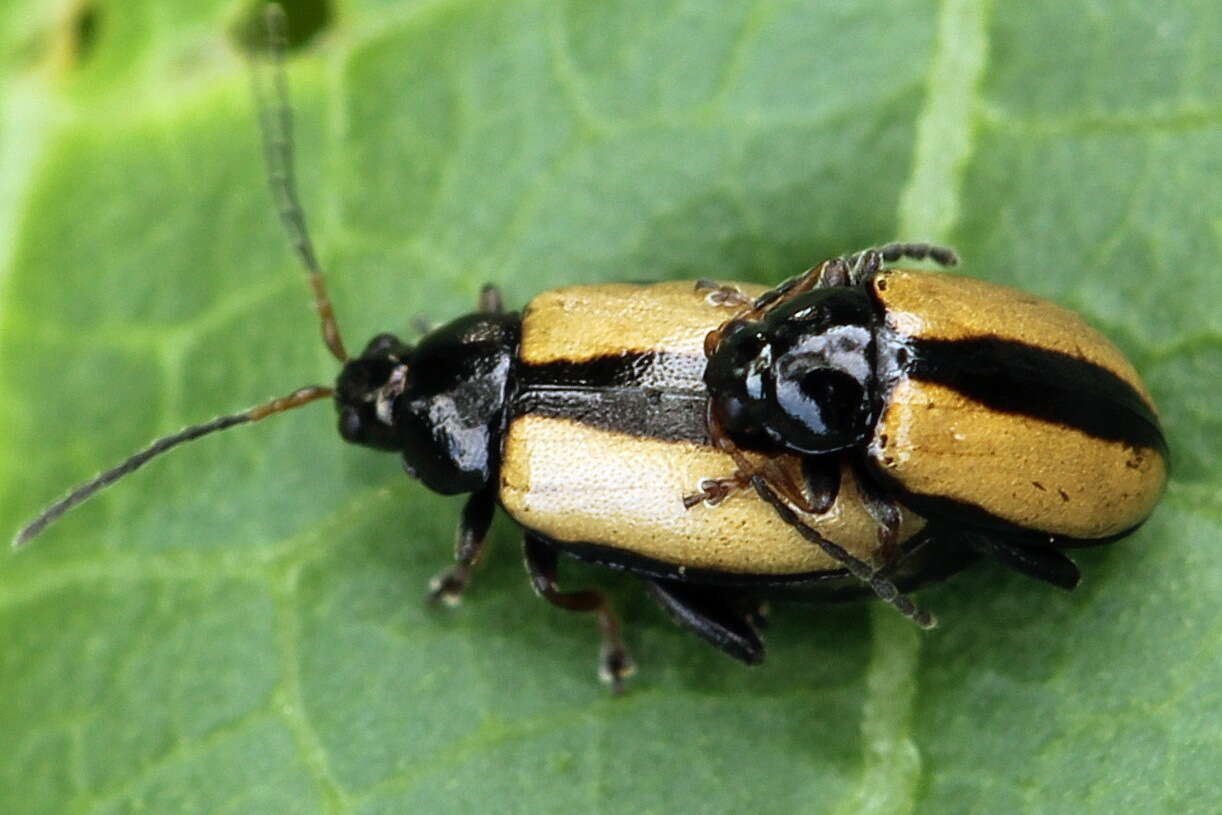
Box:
[13,386,334,549]
[13,7,352,548]
[251,3,348,362]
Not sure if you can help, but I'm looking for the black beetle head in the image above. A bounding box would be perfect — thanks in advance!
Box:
[335,333,414,452]
[335,315,519,495]
[704,287,877,455]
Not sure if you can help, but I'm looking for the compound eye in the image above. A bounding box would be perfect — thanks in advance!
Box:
[769,368,867,453]
[339,406,363,443]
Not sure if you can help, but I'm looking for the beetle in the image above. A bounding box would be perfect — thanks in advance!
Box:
[13,8,1168,691]
[697,246,1168,607]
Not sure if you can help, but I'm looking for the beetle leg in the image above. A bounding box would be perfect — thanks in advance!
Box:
[732,255,845,326]
[749,262,827,310]
[703,246,959,357]
[523,533,636,693]
[965,534,1081,590]
[702,262,831,353]
[689,403,841,515]
[800,456,841,515]
[683,456,827,513]
[683,472,752,508]
[427,484,497,606]
[685,401,759,508]
[645,580,766,665]
[751,457,841,517]
[850,463,903,566]
[694,279,752,308]
[751,474,937,629]
[691,401,839,517]
[846,249,885,284]
[748,273,803,311]
[478,283,504,314]
[817,256,854,287]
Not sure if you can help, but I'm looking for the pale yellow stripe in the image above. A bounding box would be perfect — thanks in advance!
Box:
[519,280,768,364]
[501,415,925,575]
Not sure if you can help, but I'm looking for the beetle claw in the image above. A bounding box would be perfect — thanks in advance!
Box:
[599,643,637,694]
[426,565,470,607]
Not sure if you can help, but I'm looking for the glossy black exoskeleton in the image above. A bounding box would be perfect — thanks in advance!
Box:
[335,311,519,495]
[703,286,878,456]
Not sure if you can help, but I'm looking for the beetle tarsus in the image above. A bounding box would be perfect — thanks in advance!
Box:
[846,250,884,283]
[427,565,470,607]
[599,639,637,695]
[817,257,853,287]
[694,280,752,308]
[683,474,751,509]
[427,486,497,606]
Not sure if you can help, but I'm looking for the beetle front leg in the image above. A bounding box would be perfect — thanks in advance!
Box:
[694,279,752,307]
[427,485,497,606]
[523,533,636,693]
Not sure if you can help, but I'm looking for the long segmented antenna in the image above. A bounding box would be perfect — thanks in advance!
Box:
[251,3,348,362]
[13,7,350,549]
[12,386,334,549]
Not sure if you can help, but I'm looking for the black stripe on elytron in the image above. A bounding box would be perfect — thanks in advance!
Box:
[867,464,1151,545]
[514,351,712,445]
[908,336,1168,456]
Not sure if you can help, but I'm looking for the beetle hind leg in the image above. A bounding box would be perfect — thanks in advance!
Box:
[646,579,766,665]
[523,533,636,693]
[966,534,1081,590]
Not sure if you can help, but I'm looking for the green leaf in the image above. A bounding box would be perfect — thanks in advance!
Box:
[1,1,1218,813]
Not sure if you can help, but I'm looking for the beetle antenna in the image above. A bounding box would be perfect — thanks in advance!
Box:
[750,475,937,629]
[12,386,334,549]
[251,3,348,362]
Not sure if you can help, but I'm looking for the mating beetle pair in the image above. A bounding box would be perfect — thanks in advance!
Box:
[329,241,1167,687]
[16,10,1167,691]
